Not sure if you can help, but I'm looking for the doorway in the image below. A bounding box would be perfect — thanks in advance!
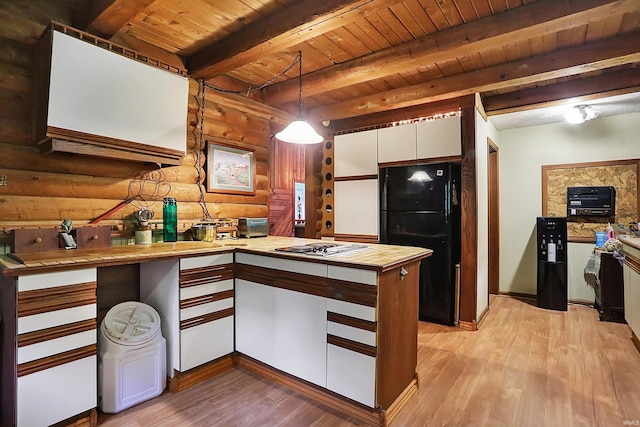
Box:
[488,138,500,298]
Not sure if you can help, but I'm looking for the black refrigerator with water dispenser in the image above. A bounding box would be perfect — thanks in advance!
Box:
[536,216,568,311]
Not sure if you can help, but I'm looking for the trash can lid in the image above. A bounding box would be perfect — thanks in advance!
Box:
[102,301,162,345]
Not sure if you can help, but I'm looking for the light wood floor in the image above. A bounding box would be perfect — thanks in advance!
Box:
[98,296,640,426]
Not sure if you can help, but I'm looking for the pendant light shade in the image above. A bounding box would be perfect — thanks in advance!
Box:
[275,51,323,144]
[275,119,324,144]
[408,170,433,182]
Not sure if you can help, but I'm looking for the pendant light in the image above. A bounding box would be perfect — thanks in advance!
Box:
[275,51,324,144]
[407,126,432,182]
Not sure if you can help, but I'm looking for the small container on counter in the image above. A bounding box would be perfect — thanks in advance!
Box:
[163,198,177,242]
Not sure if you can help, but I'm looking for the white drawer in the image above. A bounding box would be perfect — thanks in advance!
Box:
[18,304,96,334]
[180,280,233,301]
[180,316,234,372]
[327,299,376,322]
[327,321,376,346]
[328,265,377,285]
[180,298,234,320]
[17,356,96,427]
[236,253,327,278]
[18,330,96,364]
[180,253,233,270]
[18,268,96,292]
[326,344,375,407]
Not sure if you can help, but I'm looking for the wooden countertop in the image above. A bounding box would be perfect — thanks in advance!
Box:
[1,236,432,276]
[620,237,640,251]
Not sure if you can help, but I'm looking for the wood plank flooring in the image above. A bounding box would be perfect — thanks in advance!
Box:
[97,296,640,426]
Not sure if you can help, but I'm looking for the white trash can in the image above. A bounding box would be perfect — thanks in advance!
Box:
[98,301,167,413]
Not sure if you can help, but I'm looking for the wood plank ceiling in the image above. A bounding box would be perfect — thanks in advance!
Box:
[71,0,640,129]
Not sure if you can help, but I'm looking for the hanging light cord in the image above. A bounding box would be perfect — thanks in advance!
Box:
[201,52,301,96]
[297,51,303,118]
[194,52,304,219]
[196,78,213,220]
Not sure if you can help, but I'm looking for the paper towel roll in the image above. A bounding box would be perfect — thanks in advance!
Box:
[547,242,556,263]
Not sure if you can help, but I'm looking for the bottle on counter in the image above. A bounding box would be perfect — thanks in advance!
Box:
[163,197,177,242]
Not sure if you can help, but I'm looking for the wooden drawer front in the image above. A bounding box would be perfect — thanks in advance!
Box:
[180,264,234,288]
[327,298,376,322]
[180,253,234,270]
[180,300,234,330]
[180,316,234,372]
[18,304,96,334]
[625,249,640,274]
[18,281,97,317]
[327,313,376,347]
[327,344,376,407]
[17,268,97,292]
[180,295,234,317]
[180,280,233,301]
[328,265,377,286]
[17,355,97,426]
[235,263,328,298]
[18,328,96,365]
[236,253,328,278]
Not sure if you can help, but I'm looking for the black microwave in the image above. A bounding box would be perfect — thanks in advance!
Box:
[567,186,615,217]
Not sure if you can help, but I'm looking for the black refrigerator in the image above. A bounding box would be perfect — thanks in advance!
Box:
[380,162,461,325]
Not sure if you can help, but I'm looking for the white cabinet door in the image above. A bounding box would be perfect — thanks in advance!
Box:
[377,123,416,164]
[326,344,375,407]
[334,129,378,177]
[235,279,275,366]
[334,179,379,237]
[18,356,97,427]
[180,316,234,372]
[627,264,640,337]
[273,288,327,387]
[416,115,461,159]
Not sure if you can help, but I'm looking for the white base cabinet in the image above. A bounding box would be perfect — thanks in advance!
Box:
[141,253,235,376]
[18,356,97,426]
[235,279,328,387]
[326,344,375,407]
[273,287,327,387]
[623,244,640,340]
[235,279,276,366]
[15,268,97,427]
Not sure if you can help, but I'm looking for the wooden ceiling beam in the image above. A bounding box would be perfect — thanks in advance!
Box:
[187,0,386,80]
[309,32,640,121]
[74,0,155,39]
[262,0,638,106]
[483,68,640,115]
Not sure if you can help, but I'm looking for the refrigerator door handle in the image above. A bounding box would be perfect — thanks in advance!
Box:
[452,182,459,206]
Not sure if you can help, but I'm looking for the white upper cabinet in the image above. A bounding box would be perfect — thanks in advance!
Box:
[334,179,379,237]
[334,129,378,177]
[416,116,461,159]
[377,123,417,164]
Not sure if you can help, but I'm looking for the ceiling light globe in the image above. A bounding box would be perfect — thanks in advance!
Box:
[275,119,324,144]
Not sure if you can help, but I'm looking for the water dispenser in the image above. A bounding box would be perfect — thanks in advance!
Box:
[536,217,568,311]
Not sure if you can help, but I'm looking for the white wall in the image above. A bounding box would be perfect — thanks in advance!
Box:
[475,110,498,320]
[496,112,640,301]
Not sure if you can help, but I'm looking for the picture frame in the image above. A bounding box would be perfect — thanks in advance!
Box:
[207,141,256,195]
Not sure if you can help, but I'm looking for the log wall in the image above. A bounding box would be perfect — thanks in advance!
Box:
[0,0,276,249]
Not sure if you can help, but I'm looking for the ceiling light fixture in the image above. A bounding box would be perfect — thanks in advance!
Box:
[565,104,599,124]
[275,51,324,145]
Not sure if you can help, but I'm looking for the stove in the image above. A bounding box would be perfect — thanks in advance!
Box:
[275,242,367,256]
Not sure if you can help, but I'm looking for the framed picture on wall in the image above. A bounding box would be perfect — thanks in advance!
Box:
[207,141,256,195]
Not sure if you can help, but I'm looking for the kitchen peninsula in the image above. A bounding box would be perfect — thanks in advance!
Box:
[0,237,431,427]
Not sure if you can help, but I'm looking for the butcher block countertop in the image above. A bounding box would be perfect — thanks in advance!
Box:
[620,236,640,251]
[1,236,431,276]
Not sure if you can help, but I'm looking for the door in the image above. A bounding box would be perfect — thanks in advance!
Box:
[488,139,500,296]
